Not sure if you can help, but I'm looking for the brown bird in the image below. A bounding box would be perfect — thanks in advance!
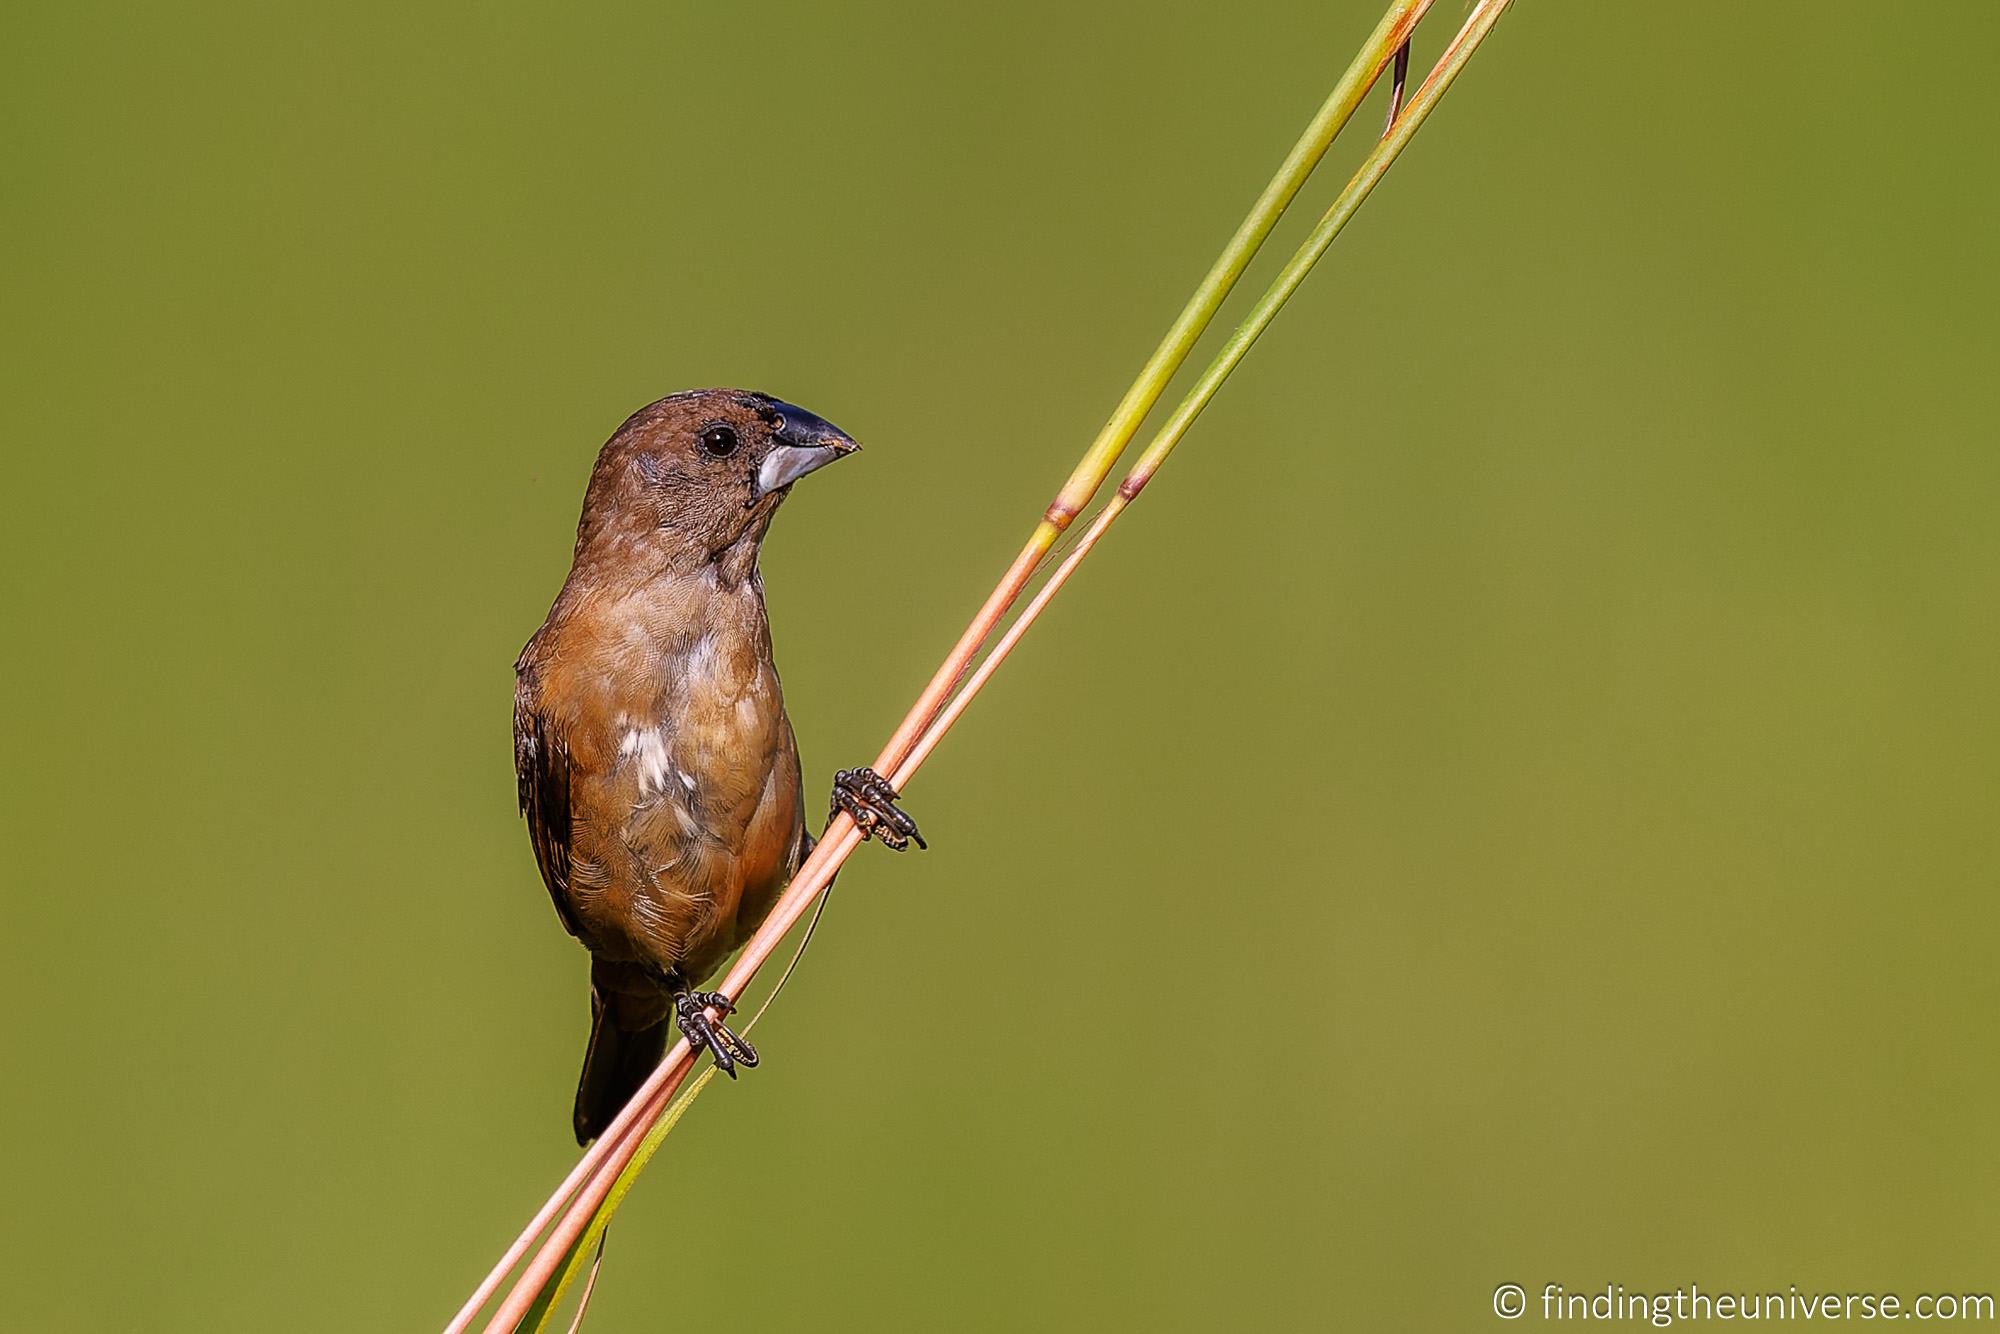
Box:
[514,388,922,1144]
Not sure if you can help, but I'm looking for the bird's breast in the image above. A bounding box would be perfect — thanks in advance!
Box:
[659,627,784,810]
[540,577,799,973]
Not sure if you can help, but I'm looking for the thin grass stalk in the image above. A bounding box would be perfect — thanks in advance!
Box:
[443,1050,692,1334]
[1117,0,1516,504]
[477,832,866,1331]
[558,1233,606,1334]
[901,0,1516,772]
[517,1066,722,1332]
[484,12,1507,1321]
[523,890,837,1330]
[443,1102,651,1334]
[865,0,1432,778]
[450,14,1434,1319]
[899,499,1124,781]
[458,6,1473,1328]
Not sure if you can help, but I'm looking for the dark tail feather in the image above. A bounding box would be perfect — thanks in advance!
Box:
[573,985,668,1145]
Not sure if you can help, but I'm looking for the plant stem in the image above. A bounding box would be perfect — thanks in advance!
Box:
[866,0,1435,780]
[902,0,1517,770]
[453,4,1515,1328]
[1118,0,1515,504]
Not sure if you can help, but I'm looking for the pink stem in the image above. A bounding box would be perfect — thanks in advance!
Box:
[477,1051,700,1332]
[467,523,1065,1330]
[456,533,1058,1331]
[868,532,1060,776]
[896,501,1125,784]
[479,828,866,1332]
[487,507,1134,1329]
[446,1029,683,1330]
[457,4,1464,1311]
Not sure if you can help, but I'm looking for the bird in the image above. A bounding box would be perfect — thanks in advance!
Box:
[513,388,923,1145]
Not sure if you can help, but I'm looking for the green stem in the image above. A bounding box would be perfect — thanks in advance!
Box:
[478,6,1512,1328]
[1119,0,1515,499]
[1045,0,1433,523]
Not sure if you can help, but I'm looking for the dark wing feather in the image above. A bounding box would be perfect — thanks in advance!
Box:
[514,676,581,937]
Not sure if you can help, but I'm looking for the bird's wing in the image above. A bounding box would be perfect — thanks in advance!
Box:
[514,676,582,937]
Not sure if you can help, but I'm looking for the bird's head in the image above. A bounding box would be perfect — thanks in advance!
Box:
[572,387,860,576]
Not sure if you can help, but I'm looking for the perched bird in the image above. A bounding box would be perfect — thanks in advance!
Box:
[514,388,922,1144]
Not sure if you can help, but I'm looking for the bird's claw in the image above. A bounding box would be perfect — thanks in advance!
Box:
[674,990,758,1078]
[830,767,926,851]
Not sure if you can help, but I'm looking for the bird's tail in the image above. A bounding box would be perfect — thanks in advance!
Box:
[573,978,669,1146]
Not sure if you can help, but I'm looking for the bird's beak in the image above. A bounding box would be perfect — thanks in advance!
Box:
[752,402,860,498]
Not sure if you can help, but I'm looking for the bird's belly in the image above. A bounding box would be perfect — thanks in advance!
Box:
[566,713,798,983]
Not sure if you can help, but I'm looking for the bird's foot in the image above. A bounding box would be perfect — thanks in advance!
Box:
[830,767,926,851]
[674,990,758,1078]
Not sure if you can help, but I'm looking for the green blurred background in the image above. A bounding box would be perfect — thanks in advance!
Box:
[5,1,1996,1329]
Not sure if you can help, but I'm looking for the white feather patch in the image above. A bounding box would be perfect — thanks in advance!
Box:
[617,725,680,799]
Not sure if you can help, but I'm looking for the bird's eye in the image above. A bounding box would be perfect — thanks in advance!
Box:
[698,424,739,458]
